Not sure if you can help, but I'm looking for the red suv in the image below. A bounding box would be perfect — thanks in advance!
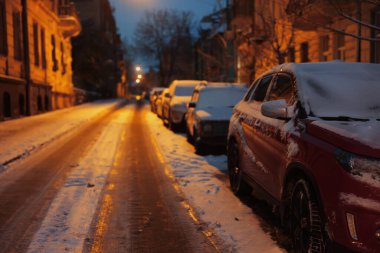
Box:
[227,62,380,253]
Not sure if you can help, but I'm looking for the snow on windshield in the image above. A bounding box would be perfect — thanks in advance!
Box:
[197,88,247,108]
[295,63,380,119]
[174,86,196,96]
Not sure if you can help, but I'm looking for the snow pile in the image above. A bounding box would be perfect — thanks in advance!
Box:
[27,107,131,253]
[340,193,380,212]
[146,112,283,253]
[0,100,121,167]
[287,139,299,159]
[351,156,380,188]
[312,120,380,149]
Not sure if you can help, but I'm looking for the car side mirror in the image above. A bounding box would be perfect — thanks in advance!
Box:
[188,102,196,108]
[165,93,171,98]
[261,99,290,120]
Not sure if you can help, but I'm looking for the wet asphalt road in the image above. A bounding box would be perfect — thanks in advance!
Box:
[0,103,219,253]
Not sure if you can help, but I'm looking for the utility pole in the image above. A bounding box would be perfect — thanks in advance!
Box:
[21,0,31,115]
[356,0,362,62]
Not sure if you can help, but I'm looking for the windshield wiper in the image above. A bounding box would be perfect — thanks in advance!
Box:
[320,116,369,122]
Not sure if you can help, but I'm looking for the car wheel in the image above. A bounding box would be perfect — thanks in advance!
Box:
[227,140,251,196]
[289,179,328,253]
[186,127,193,143]
[194,130,205,155]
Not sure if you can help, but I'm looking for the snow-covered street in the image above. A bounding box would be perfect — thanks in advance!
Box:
[0,101,288,252]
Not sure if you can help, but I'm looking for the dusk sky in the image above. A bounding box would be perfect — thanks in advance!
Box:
[109,0,219,42]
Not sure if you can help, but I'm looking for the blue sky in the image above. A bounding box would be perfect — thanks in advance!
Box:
[109,0,218,42]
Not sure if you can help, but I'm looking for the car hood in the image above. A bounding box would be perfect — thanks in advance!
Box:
[308,119,380,157]
[195,107,233,121]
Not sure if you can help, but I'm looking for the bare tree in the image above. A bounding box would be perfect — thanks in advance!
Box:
[134,9,195,86]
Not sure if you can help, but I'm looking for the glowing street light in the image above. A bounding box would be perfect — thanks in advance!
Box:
[137,74,142,79]
[135,66,142,72]
[136,79,141,84]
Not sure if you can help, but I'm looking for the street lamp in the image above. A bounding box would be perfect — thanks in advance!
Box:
[135,66,142,72]
[136,79,141,84]
[137,74,142,79]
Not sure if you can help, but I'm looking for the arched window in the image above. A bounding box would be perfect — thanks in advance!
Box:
[3,92,11,117]
[19,93,25,115]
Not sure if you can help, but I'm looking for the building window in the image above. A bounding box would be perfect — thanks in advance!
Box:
[300,42,309,62]
[33,23,39,66]
[0,0,8,56]
[371,9,380,63]
[41,28,46,69]
[13,11,22,60]
[287,46,295,62]
[333,32,346,60]
[319,35,329,61]
[51,35,58,71]
[60,41,66,75]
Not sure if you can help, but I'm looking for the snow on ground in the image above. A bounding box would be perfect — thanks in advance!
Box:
[0,100,121,168]
[146,111,284,253]
[27,106,132,253]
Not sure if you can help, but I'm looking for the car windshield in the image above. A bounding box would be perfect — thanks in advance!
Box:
[197,88,246,108]
[174,86,195,96]
[296,64,380,120]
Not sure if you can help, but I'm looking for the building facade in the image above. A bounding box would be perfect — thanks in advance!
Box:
[73,0,126,98]
[230,0,380,84]
[0,0,80,120]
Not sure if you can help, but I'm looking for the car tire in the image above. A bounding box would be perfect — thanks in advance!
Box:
[186,127,193,143]
[288,178,328,253]
[227,140,251,196]
[194,130,205,155]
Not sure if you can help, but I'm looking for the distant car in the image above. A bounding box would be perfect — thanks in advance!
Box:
[186,83,247,154]
[162,80,205,130]
[150,87,165,113]
[156,88,169,119]
[227,62,380,253]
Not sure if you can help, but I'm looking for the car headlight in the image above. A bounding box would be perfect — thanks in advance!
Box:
[335,148,380,180]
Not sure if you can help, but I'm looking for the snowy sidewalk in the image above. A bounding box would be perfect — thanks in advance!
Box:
[146,111,284,253]
[0,100,122,169]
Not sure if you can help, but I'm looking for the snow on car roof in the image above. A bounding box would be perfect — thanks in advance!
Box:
[172,80,206,86]
[268,62,380,119]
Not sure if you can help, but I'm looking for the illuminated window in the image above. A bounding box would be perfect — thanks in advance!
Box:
[13,11,22,60]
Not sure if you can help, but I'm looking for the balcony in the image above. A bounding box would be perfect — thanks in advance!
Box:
[58,2,81,38]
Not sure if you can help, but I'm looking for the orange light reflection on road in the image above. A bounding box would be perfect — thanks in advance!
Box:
[91,194,113,253]
[148,111,220,252]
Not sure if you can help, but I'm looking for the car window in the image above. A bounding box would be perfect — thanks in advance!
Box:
[251,75,273,102]
[268,74,294,105]
[244,78,260,101]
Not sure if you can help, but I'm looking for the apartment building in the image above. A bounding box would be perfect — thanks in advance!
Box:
[0,0,81,120]
[231,0,380,83]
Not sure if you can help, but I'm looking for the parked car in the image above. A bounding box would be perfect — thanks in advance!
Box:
[227,62,380,253]
[150,87,165,113]
[156,88,169,119]
[186,83,247,154]
[162,80,205,130]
